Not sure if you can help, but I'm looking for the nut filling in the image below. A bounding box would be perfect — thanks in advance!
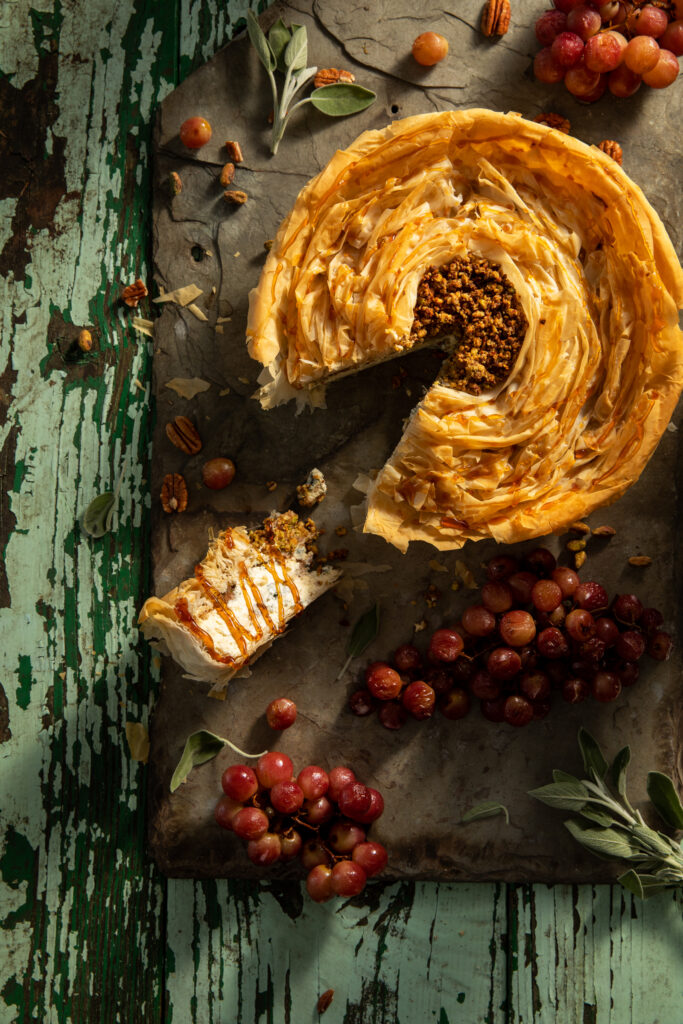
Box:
[410,254,528,395]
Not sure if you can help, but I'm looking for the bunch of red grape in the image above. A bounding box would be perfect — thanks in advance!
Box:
[533,1,682,100]
[349,546,673,729]
[215,751,388,901]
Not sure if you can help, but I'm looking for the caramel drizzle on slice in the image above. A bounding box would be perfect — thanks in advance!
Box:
[174,596,238,667]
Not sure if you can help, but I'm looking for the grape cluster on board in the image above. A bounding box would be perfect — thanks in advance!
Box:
[534,2,682,100]
[215,752,387,901]
[349,546,673,730]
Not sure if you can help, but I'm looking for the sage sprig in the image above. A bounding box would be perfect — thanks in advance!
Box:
[170,729,267,793]
[81,456,128,538]
[461,801,510,826]
[246,11,376,155]
[336,602,380,680]
[530,728,683,898]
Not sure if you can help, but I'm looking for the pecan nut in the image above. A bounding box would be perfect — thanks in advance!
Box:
[314,68,355,88]
[533,112,571,134]
[223,189,248,205]
[165,416,202,454]
[598,139,623,165]
[161,473,188,513]
[220,162,236,187]
[481,0,511,36]
[121,278,148,307]
[224,140,243,163]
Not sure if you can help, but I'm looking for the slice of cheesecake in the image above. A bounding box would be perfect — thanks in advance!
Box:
[139,511,340,690]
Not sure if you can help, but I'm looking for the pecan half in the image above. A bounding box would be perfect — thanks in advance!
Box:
[121,278,148,307]
[165,416,202,454]
[598,139,623,165]
[223,189,248,205]
[224,140,243,163]
[314,68,355,88]
[481,0,511,36]
[534,112,571,134]
[317,989,334,1014]
[220,162,235,187]
[161,473,188,513]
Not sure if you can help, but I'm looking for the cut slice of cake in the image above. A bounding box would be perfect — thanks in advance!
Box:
[139,511,340,689]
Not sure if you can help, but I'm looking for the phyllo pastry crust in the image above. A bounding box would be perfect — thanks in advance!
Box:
[247,109,683,552]
[139,512,340,688]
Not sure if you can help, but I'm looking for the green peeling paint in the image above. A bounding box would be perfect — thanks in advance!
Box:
[14,654,33,710]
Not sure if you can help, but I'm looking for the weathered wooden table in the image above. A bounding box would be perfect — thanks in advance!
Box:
[1,1,681,1021]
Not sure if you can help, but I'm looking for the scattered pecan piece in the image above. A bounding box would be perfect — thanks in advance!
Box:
[220,162,236,187]
[481,0,511,36]
[165,416,202,454]
[574,550,587,570]
[77,328,93,352]
[121,278,148,307]
[569,520,590,534]
[168,171,182,196]
[628,555,652,566]
[314,68,355,88]
[317,989,334,1015]
[161,473,188,513]
[592,525,616,537]
[224,139,243,162]
[533,112,571,134]
[223,189,248,205]
[598,139,623,165]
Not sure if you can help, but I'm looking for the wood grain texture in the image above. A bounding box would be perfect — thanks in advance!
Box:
[1,1,682,1022]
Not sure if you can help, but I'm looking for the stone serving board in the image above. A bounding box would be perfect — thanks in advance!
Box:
[147,0,683,881]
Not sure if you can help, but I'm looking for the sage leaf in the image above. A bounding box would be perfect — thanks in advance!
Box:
[579,807,615,828]
[268,18,291,72]
[646,771,683,830]
[553,769,581,785]
[578,727,609,780]
[461,801,510,826]
[170,729,266,793]
[564,820,639,861]
[529,781,589,811]
[247,9,275,73]
[284,25,307,72]
[336,602,380,680]
[610,746,631,799]
[618,868,644,899]
[310,84,376,117]
[82,492,115,538]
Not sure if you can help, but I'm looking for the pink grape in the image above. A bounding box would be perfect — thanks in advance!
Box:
[584,30,627,71]
[256,751,293,788]
[536,9,568,45]
[297,765,330,800]
[269,780,304,814]
[331,860,367,896]
[566,4,602,39]
[327,766,356,801]
[221,764,258,802]
[659,20,683,56]
[352,842,388,877]
[642,49,680,87]
[551,31,586,68]
[231,807,269,841]
[328,821,366,853]
[608,64,642,95]
[551,566,580,598]
[354,788,385,824]
[306,864,333,902]
[280,830,302,859]
[565,64,602,95]
[624,35,660,73]
[303,796,334,825]
[338,782,372,819]
[300,840,331,870]
[214,795,242,831]
[461,604,497,637]
[246,832,281,865]
[632,5,669,38]
[534,47,566,82]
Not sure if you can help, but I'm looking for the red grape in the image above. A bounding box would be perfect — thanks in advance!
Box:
[450,658,473,685]
[552,566,580,598]
[306,864,333,902]
[591,671,622,702]
[439,688,471,720]
[481,581,513,613]
[584,30,627,71]
[537,627,570,659]
[349,689,376,716]
[642,49,679,87]
[481,697,507,722]
[554,0,586,14]
[412,31,449,66]
[563,677,589,703]
[578,636,607,665]
[365,662,403,700]
[615,630,646,661]
[221,764,258,801]
[214,795,242,830]
[486,554,519,582]
[580,73,609,102]
[354,788,384,824]
[393,643,422,672]
[202,457,235,490]
[297,765,330,800]
[508,572,538,604]
[595,617,619,645]
[426,667,455,694]
[520,670,551,702]
[659,20,683,56]
[623,34,660,72]
[256,751,294,788]
[338,782,372,819]
[565,607,595,641]
[270,780,304,814]
[567,4,602,39]
[524,547,557,577]
[402,681,436,719]
[429,629,465,662]
[565,63,602,95]
[328,821,365,853]
[469,670,501,700]
[378,703,408,730]
[608,64,642,96]
[352,842,388,877]
[303,796,334,825]
[301,840,331,870]
[534,46,567,82]
[647,631,673,660]
[179,116,212,148]
[532,579,563,612]
[331,860,367,896]
[532,699,552,720]
[504,695,534,727]
[487,647,522,681]
[552,31,586,67]
[536,9,568,45]
[631,4,669,38]
[280,830,303,859]
[247,832,281,865]
[640,608,663,634]
[574,581,608,612]
[461,605,497,637]
[617,662,639,686]
[266,697,297,730]
[327,766,356,801]
[499,609,536,647]
[232,806,269,841]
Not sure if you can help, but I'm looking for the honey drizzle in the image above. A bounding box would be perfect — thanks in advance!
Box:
[174,596,238,666]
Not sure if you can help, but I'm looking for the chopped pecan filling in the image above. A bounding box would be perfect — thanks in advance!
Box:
[410,255,528,395]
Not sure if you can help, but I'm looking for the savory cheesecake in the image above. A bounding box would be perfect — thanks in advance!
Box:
[246,109,683,552]
[139,511,340,688]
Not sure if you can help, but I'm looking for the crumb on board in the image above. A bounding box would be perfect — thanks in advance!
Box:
[297,467,327,508]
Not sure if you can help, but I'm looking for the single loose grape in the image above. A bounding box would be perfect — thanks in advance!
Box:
[338,782,372,819]
[349,689,376,716]
[531,579,563,613]
[280,829,303,859]
[615,631,646,661]
[524,547,557,577]
[328,821,366,854]
[378,702,407,730]
[486,554,519,582]
[574,581,608,612]
[266,697,297,730]
[327,766,356,801]
[591,671,622,702]
[202,457,236,489]
[536,627,570,659]
[302,796,334,825]
[179,116,212,148]
[411,31,449,66]
[487,647,522,681]
[565,608,595,641]
[214,795,242,830]
[300,840,332,871]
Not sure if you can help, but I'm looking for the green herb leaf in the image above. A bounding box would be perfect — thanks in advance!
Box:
[579,807,615,828]
[309,83,376,117]
[170,730,267,793]
[82,492,115,538]
[646,771,683,830]
[564,820,639,861]
[347,602,380,658]
[247,9,275,72]
[578,727,609,781]
[528,781,589,811]
[461,801,510,826]
[284,25,307,72]
[267,18,291,72]
[618,868,644,899]
[610,745,631,798]
[553,769,582,785]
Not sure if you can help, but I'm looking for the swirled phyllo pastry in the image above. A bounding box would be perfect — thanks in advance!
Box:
[247,109,683,552]
[139,512,340,688]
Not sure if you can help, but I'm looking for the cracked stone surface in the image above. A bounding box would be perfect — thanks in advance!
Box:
[148,0,682,880]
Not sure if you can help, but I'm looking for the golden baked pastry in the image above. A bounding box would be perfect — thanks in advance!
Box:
[247,109,683,552]
[139,512,340,688]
